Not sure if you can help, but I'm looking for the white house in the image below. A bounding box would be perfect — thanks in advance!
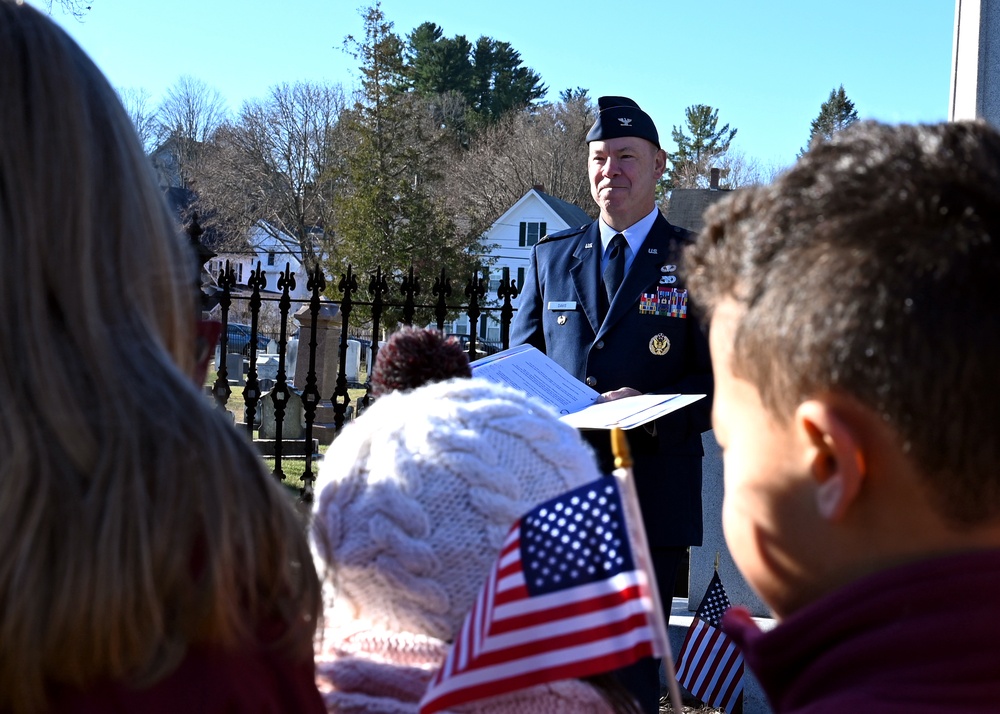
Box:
[207,220,318,303]
[445,186,592,345]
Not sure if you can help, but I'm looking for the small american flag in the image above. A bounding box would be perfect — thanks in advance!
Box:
[675,570,744,713]
[419,476,661,714]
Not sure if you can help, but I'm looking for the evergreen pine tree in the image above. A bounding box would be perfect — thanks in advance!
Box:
[664,104,737,189]
[404,23,474,98]
[402,24,546,130]
[332,2,483,326]
[468,39,546,124]
[802,85,858,152]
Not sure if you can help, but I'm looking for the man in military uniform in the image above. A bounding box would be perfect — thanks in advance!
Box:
[510,96,714,713]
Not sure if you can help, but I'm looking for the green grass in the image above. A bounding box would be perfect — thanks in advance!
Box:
[269,456,319,492]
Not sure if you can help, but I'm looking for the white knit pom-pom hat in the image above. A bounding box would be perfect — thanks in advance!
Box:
[311,377,603,641]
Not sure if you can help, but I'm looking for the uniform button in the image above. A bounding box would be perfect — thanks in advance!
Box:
[595,340,605,350]
[585,376,597,387]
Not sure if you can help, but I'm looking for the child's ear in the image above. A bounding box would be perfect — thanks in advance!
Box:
[795,400,867,522]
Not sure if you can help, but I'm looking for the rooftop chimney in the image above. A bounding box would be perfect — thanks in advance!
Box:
[532,183,545,193]
[710,168,721,190]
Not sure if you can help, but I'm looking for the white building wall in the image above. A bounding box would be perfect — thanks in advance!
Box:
[211,222,314,302]
[445,191,579,344]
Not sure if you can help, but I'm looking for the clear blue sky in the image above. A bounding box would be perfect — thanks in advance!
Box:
[49,0,956,170]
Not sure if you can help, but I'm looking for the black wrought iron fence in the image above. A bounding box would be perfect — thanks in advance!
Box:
[209,260,520,502]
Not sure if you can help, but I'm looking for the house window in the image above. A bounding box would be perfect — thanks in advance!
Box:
[267,251,276,266]
[518,221,546,247]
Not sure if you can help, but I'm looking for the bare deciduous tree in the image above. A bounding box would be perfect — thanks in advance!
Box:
[443,92,597,238]
[655,148,782,214]
[116,86,158,154]
[41,0,91,18]
[193,81,347,266]
[716,148,782,189]
[154,75,229,188]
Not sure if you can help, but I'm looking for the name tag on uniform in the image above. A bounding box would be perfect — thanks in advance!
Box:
[547,301,577,311]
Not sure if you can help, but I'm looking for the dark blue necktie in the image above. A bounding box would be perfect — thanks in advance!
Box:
[603,233,626,308]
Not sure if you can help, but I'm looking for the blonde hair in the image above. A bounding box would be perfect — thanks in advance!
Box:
[0,3,319,711]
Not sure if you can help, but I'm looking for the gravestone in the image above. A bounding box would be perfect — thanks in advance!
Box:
[225,353,244,386]
[258,390,305,440]
[285,335,299,381]
[345,339,362,383]
[365,342,375,376]
[291,302,342,397]
[255,354,280,382]
[215,347,245,385]
[255,353,280,394]
[950,0,1000,125]
[291,301,344,443]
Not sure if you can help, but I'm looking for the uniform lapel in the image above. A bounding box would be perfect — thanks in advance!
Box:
[569,222,602,335]
[598,214,673,338]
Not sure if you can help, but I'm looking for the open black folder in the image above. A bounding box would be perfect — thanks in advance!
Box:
[470,344,705,430]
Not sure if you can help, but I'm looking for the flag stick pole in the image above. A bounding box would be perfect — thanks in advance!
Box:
[611,428,684,714]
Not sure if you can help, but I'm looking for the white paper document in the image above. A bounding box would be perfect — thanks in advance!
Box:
[470,344,705,430]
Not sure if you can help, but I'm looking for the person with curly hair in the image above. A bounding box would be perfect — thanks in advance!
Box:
[685,120,1000,713]
[370,327,472,397]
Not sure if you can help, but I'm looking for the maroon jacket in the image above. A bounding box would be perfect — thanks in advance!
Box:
[44,641,324,713]
[723,549,1000,713]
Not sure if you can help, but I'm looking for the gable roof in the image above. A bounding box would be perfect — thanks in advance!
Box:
[489,188,593,237]
[535,190,592,227]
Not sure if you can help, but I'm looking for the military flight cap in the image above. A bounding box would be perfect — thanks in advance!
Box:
[585,96,660,149]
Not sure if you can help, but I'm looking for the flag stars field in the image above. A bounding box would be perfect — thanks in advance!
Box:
[524,482,628,592]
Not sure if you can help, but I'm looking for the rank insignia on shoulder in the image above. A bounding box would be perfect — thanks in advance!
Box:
[649,333,671,355]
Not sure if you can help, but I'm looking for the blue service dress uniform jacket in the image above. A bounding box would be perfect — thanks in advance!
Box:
[510,212,713,548]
